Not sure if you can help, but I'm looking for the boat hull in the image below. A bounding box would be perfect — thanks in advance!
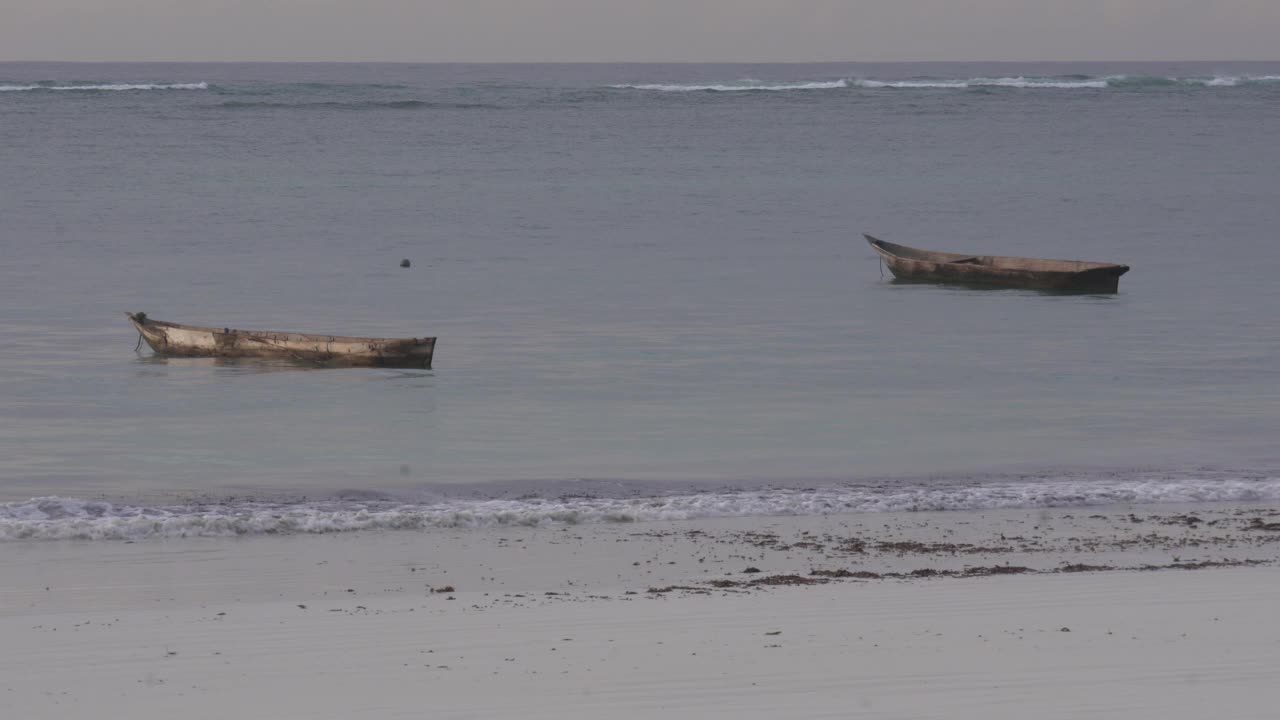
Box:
[865,235,1129,293]
[128,314,435,368]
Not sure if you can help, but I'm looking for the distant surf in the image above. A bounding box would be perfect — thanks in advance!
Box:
[0,82,209,92]
[855,77,1108,89]
[611,80,850,92]
[4,472,1278,541]
[611,75,1280,92]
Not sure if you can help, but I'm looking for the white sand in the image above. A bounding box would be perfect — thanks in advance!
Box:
[4,504,1279,719]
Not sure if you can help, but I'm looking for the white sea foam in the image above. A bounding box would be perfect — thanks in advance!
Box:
[611,75,1280,93]
[855,77,1108,89]
[614,77,1111,92]
[1152,75,1280,87]
[975,77,1109,89]
[4,475,1278,541]
[612,80,849,92]
[0,82,209,92]
[854,79,970,89]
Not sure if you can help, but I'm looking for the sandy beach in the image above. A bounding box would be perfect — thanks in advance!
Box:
[4,503,1279,719]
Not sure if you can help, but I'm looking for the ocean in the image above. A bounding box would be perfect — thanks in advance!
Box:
[2,61,1279,540]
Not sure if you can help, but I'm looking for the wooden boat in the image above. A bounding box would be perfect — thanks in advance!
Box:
[865,234,1129,293]
[127,313,435,368]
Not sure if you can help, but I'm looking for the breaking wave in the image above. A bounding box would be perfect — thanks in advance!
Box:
[611,80,849,92]
[0,82,209,92]
[856,77,1108,89]
[611,75,1280,93]
[4,474,1278,541]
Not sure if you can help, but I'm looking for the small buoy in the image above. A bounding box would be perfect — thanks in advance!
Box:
[400,259,411,268]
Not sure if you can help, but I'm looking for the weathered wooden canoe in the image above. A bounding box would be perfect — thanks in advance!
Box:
[127,313,435,368]
[865,234,1129,293]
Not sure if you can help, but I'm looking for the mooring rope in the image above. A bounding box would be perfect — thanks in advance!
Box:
[879,256,884,279]
[134,333,143,352]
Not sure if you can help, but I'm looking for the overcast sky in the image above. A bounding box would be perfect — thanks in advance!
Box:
[3,0,1278,62]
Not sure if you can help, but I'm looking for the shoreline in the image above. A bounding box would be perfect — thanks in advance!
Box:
[5,470,1280,540]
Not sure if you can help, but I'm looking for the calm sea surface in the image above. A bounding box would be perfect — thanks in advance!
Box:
[2,62,1279,539]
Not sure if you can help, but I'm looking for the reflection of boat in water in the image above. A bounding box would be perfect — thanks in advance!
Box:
[865,234,1130,293]
[132,355,341,374]
[127,313,436,368]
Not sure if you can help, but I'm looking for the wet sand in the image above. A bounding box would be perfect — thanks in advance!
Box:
[3,503,1279,718]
